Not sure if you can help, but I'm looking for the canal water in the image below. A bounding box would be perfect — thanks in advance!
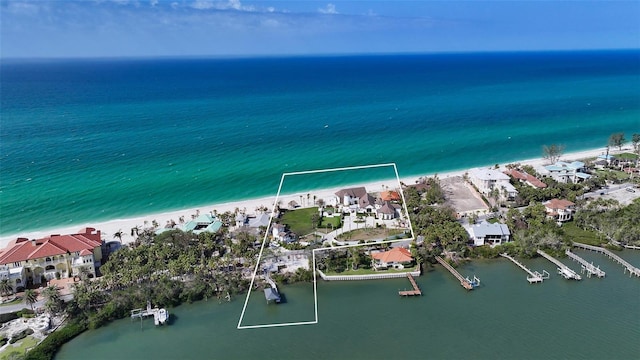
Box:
[56,249,640,359]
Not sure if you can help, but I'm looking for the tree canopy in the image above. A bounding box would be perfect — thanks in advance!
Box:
[542,144,565,164]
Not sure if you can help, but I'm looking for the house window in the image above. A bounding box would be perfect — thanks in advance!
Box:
[46,257,51,262]
[16,279,21,283]
[13,262,20,267]
[45,265,55,271]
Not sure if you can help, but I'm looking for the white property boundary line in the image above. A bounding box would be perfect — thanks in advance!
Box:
[237,163,416,330]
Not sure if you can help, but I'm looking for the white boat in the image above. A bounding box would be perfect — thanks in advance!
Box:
[156,308,169,325]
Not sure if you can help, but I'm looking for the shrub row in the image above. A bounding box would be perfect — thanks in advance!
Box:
[9,328,34,344]
[25,321,88,360]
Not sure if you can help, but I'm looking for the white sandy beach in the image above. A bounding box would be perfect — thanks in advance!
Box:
[0,146,624,248]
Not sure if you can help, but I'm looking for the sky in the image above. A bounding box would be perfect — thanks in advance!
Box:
[1,0,639,58]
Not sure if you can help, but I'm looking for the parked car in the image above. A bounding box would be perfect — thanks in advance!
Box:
[626,187,636,193]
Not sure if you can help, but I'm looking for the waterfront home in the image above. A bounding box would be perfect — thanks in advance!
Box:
[332,187,372,213]
[542,161,591,183]
[0,228,103,291]
[371,247,413,270]
[505,169,547,189]
[469,168,518,200]
[248,213,271,228]
[376,201,400,220]
[543,198,575,223]
[271,223,297,243]
[182,214,223,234]
[465,221,511,247]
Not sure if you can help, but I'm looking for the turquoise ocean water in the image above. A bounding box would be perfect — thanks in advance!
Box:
[1,51,639,235]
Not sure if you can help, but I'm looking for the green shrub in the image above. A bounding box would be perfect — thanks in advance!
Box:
[25,321,88,360]
[0,312,19,324]
[9,328,33,344]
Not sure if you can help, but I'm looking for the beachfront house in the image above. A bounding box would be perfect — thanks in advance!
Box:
[543,198,576,223]
[542,161,591,183]
[469,168,518,201]
[0,228,103,291]
[371,247,414,270]
[465,221,511,247]
[505,169,547,189]
[182,214,223,234]
[333,187,378,215]
[376,201,400,220]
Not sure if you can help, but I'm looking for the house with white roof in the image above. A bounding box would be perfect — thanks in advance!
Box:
[469,168,518,201]
[465,221,511,247]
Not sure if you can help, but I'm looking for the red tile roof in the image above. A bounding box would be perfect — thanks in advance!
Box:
[505,169,547,189]
[371,247,413,264]
[380,191,401,201]
[544,198,575,210]
[0,228,102,265]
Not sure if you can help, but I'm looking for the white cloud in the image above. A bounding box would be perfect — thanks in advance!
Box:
[318,3,338,15]
[150,0,158,7]
[190,0,255,12]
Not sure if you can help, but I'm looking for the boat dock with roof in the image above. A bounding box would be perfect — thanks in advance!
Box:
[263,271,281,303]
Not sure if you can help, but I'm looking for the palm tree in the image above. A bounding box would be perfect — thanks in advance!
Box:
[78,266,91,281]
[0,279,13,301]
[113,229,123,242]
[42,285,61,315]
[24,289,39,311]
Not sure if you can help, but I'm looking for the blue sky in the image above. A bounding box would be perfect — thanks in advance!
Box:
[1,0,639,58]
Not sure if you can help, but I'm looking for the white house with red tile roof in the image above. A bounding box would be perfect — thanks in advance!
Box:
[543,199,576,223]
[371,247,413,269]
[0,228,103,291]
[505,169,547,189]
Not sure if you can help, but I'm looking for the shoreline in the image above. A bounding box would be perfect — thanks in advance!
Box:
[0,145,623,247]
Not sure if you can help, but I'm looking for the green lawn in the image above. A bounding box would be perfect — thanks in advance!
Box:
[1,336,39,360]
[0,297,22,307]
[336,228,404,241]
[279,207,320,235]
[319,216,341,229]
[595,169,630,181]
[562,221,605,246]
[616,152,639,161]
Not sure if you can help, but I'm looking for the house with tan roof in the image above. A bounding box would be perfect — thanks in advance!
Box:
[0,228,103,291]
[543,199,575,223]
[371,247,413,270]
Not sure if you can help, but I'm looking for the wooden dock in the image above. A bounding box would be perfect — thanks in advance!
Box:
[536,250,581,280]
[573,242,640,277]
[398,273,422,296]
[565,249,605,278]
[435,256,477,290]
[500,253,549,283]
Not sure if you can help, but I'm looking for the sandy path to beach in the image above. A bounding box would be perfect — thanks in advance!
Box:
[0,146,619,247]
